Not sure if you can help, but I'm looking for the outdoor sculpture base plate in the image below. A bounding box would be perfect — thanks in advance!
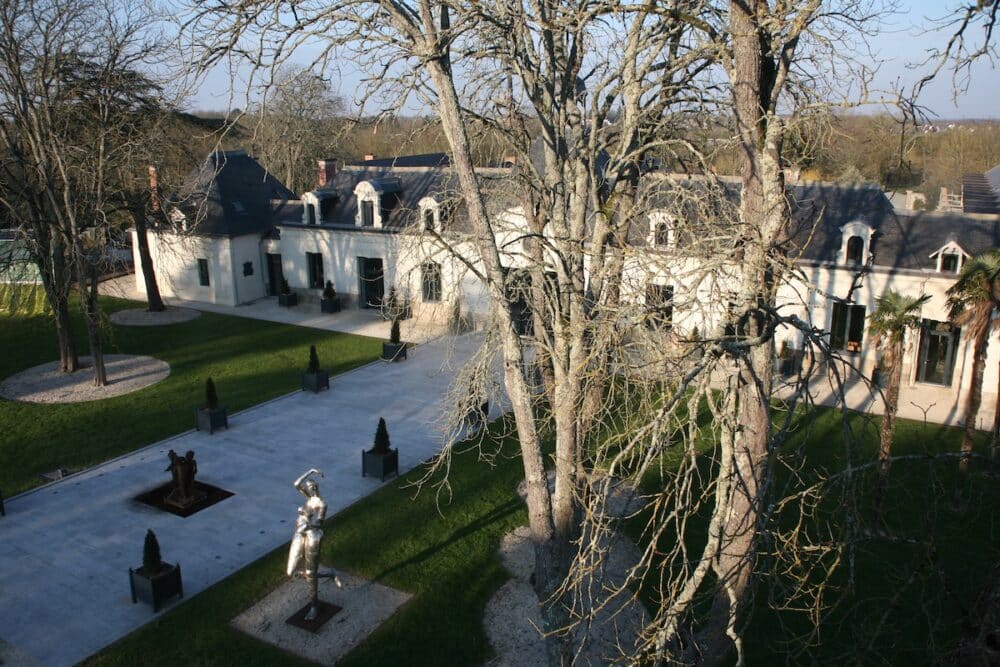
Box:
[285,600,341,633]
[135,481,233,518]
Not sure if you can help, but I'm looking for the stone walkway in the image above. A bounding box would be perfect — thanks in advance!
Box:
[0,330,492,666]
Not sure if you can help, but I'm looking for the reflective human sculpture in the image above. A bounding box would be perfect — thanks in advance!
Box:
[287,468,341,621]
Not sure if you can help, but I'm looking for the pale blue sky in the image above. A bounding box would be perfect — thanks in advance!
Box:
[186,1,998,119]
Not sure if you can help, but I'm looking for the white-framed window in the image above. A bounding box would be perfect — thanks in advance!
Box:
[421,262,442,302]
[929,241,970,274]
[419,196,440,232]
[829,301,865,353]
[838,221,874,266]
[648,211,674,249]
[354,181,381,228]
[915,319,960,385]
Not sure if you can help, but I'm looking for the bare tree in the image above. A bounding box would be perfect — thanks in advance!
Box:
[0,0,174,384]
[188,0,896,663]
[250,66,345,192]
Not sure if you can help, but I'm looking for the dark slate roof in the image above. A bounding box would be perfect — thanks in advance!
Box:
[170,151,298,237]
[636,176,1000,271]
[305,165,514,233]
[348,153,450,168]
[962,173,1000,214]
[987,164,1000,195]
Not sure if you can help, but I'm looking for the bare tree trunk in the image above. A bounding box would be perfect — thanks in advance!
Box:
[874,342,902,526]
[696,3,791,662]
[991,357,1000,461]
[38,236,79,372]
[956,316,988,504]
[132,210,165,312]
[76,254,107,386]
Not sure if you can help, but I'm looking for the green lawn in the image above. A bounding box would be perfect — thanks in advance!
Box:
[86,425,528,667]
[0,292,382,496]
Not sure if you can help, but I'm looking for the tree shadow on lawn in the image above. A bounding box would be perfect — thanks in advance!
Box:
[369,498,523,584]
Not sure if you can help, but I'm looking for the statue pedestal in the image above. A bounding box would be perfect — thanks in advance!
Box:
[163,489,208,510]
[285,600,341,633]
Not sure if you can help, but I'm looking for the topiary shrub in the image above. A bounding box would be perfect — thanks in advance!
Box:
[205,378,219,410]
[390,318,401,345]
[143,529,163,574]
[322,280,337,300]
[371,417,391,454]
[385,286,399,319]
[281,277,291,295]
[307,345,320,374]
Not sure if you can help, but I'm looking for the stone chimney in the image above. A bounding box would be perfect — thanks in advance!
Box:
[147,165,160,212]
[317,158,337,188]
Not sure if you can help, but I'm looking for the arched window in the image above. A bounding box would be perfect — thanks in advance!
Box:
[845,235,864,264]
[306,203,316,225]
[654,222,671,247]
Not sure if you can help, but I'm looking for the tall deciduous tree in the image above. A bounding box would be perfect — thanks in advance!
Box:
[188,0,890,662]
[0,0,171,383]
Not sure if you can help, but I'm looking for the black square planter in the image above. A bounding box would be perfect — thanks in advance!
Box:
[129,562,183,612]
[196,407,228,434]
[321,298,341,313]
[301,371,330,393]
[362,448,399,481]
[279,293,298,307]
[382,342,407,362]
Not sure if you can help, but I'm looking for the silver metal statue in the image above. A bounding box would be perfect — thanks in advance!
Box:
[287,468,341,621]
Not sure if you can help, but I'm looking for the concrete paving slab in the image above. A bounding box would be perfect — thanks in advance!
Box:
[0,333,494,666]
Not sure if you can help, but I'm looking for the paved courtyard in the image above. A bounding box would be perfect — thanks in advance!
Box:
[0,326,492,666]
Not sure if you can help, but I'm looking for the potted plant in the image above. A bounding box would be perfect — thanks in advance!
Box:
[129,529,183,612]
[382,287,412,321]
[278,277,298,307]
[196,377,228,433]
[382,318,407,361]
[301,345,330,393]
[320,280,340,313]
[448,298,475,334]
[362,417,398,480]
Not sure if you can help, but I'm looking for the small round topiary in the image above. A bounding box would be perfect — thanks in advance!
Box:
[143,529,163,574]
[308,345,320,374]
[371,417,391,454]
[205,377,219,410]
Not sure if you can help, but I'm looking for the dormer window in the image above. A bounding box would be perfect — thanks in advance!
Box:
[648,211,674,249]
[419,196,441,232]
[846,236,864,264]
[360,200,375,227]
[930,241,970,274]
[839,221,874,267]
[354,178,402,229]
[306,203,317,225]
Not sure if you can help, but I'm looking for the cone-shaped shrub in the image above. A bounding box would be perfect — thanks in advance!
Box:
[371,417,391,454]
[281,277,291,295]
[385,287,399,317]
[308,345,320,373]
[205,377,219,410]
[322,280,336,300]
[390,318,401,345]
[143,529,163,574]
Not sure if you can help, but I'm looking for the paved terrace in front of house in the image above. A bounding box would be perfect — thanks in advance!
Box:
[0,332,496,667]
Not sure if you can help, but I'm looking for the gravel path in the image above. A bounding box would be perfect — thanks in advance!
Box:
[0,355,170,403]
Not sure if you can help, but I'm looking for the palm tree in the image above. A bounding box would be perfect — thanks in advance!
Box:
[869,291,929,524]
[946,250,1000,490]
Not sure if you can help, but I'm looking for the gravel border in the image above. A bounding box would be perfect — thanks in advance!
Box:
[0,355,170,404]
[109,307,200,326]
